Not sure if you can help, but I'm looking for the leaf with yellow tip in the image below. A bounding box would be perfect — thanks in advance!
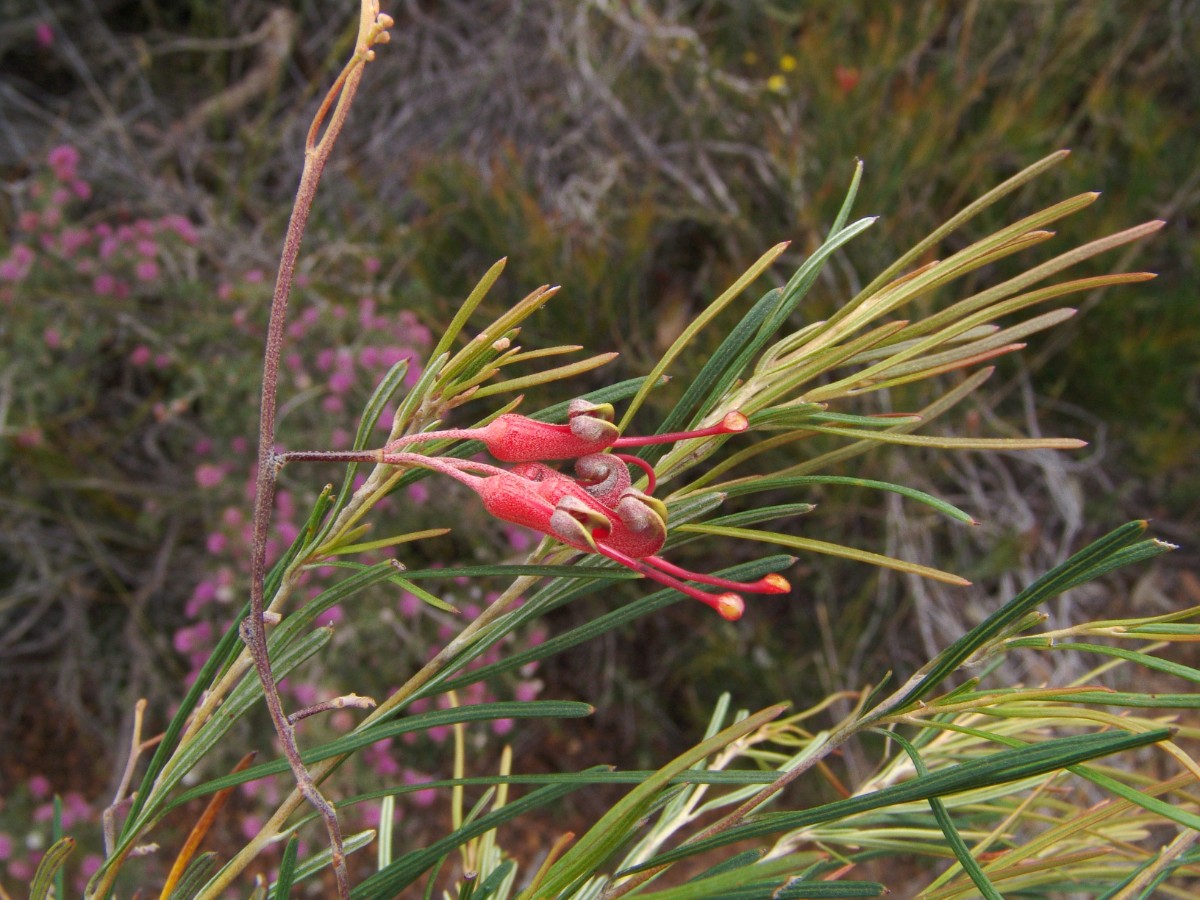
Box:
[620,241,790,429]
[320,528,451,556]
[471,352,618,399]
[677,523,971,585]
[430,257,507,362]
[798,425,1087,451]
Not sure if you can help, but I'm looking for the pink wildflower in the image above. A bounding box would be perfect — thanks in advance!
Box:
[0,244,35,282]
[47,144,79,180]
[93,273,117,296]
[28,774,52,798]
[194,463,225,488]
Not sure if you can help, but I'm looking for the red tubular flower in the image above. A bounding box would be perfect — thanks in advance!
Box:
[503,459,791,618]
[509,460,667,559]
[369,402,782,621]
[381,401,749,463]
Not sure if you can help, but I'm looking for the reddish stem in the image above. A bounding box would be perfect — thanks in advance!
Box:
[611,411,749,448]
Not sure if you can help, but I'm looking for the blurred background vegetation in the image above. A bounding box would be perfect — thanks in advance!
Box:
[1,0,1197,877]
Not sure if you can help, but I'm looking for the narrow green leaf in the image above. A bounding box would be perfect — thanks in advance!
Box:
[891,732,1002,900]
[259,830,373,896]
[352,777,596,898]
[1030,641,1200,684]
[1069,764,1200,833]
[356,359,411,449]
[473,860,516,900]
[740,402,828,429]
[624,728,1169,872]
[1125,622,1200,636]
[531,705,789,898]
[390,576,458,613]
[505,343,585,363]
[630,855,847,900]
[653,287,781,442]
[620,242,791,429]
[1057,539,1177,593]
[168,852,220,900]
[168,701,594,808]
[700,504,816,529]
[717,475,973,524]
[30,836,75,900]
[685,849,765,883]
[677,524,970,585]
[430,258,507,363]
[471,352,619,399]
[805,411,924,428]
[270,835,300,900]
[323,527,451,556]
[269,562,397,652]
[888,522,1157,710]
[434,558,794,694]
[794,424,1086,452]
[761,216,879,340]
[1030,690,1200,708]
[850,150,1071,305]
[52,795,64,900]
[829,159,864,234]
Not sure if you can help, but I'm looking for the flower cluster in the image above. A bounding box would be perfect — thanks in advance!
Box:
[369,400,791,620]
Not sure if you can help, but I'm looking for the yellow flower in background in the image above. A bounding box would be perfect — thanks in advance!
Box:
[767,74,787,93]
[779,53,797,72]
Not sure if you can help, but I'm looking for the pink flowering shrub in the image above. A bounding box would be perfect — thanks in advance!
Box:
[0,145,547,888]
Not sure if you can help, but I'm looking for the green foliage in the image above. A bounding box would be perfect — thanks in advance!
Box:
[1,3,1196,897]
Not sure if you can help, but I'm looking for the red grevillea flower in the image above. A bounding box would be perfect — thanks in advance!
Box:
[389,451,788,621]
[382,400,748,463]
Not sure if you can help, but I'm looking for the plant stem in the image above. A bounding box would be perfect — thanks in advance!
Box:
[236,6,391,896]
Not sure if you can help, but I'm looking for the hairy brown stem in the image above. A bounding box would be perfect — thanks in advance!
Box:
[241,6,392,897]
